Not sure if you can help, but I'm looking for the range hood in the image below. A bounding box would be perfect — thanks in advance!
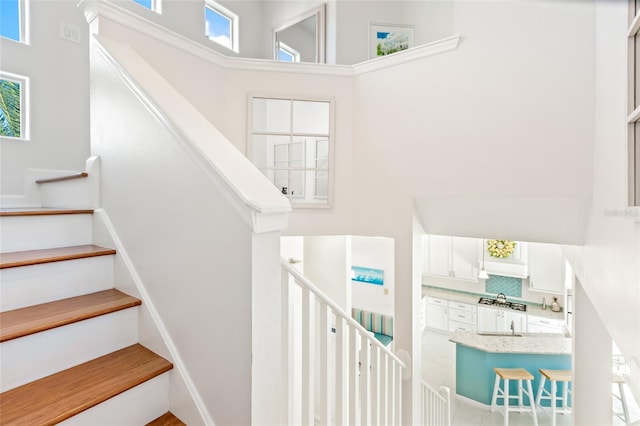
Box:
[481,259,529,278]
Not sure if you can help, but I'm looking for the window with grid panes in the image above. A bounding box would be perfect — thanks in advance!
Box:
[249,95,334,207]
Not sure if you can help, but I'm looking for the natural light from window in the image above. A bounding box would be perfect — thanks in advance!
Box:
[0,73,27,140]
[205,1,238,52]
[132,0,160,13]
[278,42,300,63]
[0,0,25,43]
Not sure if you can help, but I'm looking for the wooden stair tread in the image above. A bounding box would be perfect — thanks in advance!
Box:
[0,289,141,342]
[0,344,173,425]
[0,245,116,269]
[0,208,94,217]
[146,412,187,426]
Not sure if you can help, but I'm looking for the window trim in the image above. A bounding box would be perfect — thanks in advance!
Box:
[247,93,335,208]
[204,0,239,53]
[0,71,29,141]
[628,1,640,206]
[131,0,161,14]
[0,0,28,44]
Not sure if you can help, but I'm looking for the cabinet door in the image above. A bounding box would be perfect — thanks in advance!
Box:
[477,307,500,332]
[451,237,479,282]
[503,311,527,333]
[528,243,564,294]
[427,235,452,278]
[426,304,448,331]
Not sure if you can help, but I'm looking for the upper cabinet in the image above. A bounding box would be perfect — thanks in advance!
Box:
[528,242,565,294]
[425,236,480,282]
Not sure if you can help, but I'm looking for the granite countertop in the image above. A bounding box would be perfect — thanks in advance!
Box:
[449,330,572,355]
[422,286,565,321]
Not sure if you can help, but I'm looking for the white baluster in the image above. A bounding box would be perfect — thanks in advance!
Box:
[281,268,294,424]
[394,362,402,425]
[348,327,359,425]
[370,344,380,425]
[360,334,371,426]
[318,302,330,425]
[301,287,315,425]
[380,352,388,426]
[334,316,347,426]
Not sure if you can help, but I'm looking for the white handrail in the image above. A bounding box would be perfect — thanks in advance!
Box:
[281,258,406,367]
[421,381,451,426]
[281,258,405,425]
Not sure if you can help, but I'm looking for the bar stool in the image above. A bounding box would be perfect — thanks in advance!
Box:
[491,367,539,426]
[613,374,630,425]
[535,369,572,426]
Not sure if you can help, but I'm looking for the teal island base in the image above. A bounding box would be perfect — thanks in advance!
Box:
[455,344,571,407]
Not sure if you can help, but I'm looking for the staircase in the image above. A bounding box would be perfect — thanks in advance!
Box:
[0,208,185,425]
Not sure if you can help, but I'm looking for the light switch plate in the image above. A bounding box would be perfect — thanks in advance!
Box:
[60,22,81,44]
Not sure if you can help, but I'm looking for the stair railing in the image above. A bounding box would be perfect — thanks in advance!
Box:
[421,381,451,426]
[281,258,406,425]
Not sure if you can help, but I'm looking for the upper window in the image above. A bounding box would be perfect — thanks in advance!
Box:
[628,1,640,206]
[0,72,27,140]
[277,42,300,63]
[205,1,238,53]
[249,95,334,207]
[0,0,26,43]
[132,0,160,13]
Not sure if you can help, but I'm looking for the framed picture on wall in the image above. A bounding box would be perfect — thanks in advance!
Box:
[368,22,415,59]
[351,266,384,285]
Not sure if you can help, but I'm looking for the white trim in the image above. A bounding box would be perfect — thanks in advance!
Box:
[628,104,640,123]
[272,4,325,63]
[79,0,460,77]
[0,71,29,141]
[629,9,640,37]
[277,41,300,63]
[94,209,213,425]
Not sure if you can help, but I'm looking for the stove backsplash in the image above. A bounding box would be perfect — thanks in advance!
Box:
[485,275,522,298]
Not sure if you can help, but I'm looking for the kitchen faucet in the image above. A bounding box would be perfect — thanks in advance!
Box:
[510,320,515,336]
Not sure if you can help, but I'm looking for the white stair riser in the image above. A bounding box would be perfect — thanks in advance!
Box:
[0,308,139,392]
[0,256,114,312]
[58,372,170,426]
[0,214,93,253]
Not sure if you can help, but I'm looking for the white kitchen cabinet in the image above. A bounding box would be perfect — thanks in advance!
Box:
[425,296,448,331]
[426,236,479,282]
[448,301,477,332]
[528,242,565,294]
[527,315,565,334]
[478,306,526,333]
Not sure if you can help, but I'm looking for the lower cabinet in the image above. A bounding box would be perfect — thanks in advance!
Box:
[478,307,527,333]
[527,315,565,333]
[425,296,448,331]
[447,301,477,332]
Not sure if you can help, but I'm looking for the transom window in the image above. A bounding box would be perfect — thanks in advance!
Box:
[628,0,640,206]
[205,1,238,53]
[248,95,334,207]
[0,72,27,140]
[0,0,27,43]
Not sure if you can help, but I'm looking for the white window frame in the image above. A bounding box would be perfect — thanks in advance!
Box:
[205,0,239,53]
[247,94,335,208]
[0,0,29,44]
[628,1,640,206]
[0,71,29,141]
[277,41,301,63]
[131,0,161,14]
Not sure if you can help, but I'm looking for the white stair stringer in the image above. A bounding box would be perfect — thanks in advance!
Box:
[0,256,114,312]
[0,213,93,252]
[0,307,139,392]
[57,372,171,426]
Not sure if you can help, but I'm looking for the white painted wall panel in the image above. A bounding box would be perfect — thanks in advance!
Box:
[0,214,92,252]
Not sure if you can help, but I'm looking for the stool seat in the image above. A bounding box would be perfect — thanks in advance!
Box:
[491,367,538,426]
[540,369,571,382]
[495,368,535,381]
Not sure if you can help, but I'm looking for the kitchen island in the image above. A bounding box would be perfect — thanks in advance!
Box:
[449,330,571,407]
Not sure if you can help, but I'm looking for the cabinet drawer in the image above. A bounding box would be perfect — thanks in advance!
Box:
[447,301,477,313]
[426,296,447,306]
[448,308,476,325]
[448,320,477,332]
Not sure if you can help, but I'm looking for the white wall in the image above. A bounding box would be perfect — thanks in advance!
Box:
[303,235,351,312]
[0,1,90,195]
[584,0,640,402]
[351,236,394,316]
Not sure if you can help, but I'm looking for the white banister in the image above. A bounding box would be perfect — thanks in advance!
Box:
[421,381,451,426]
[281,258,405,425]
